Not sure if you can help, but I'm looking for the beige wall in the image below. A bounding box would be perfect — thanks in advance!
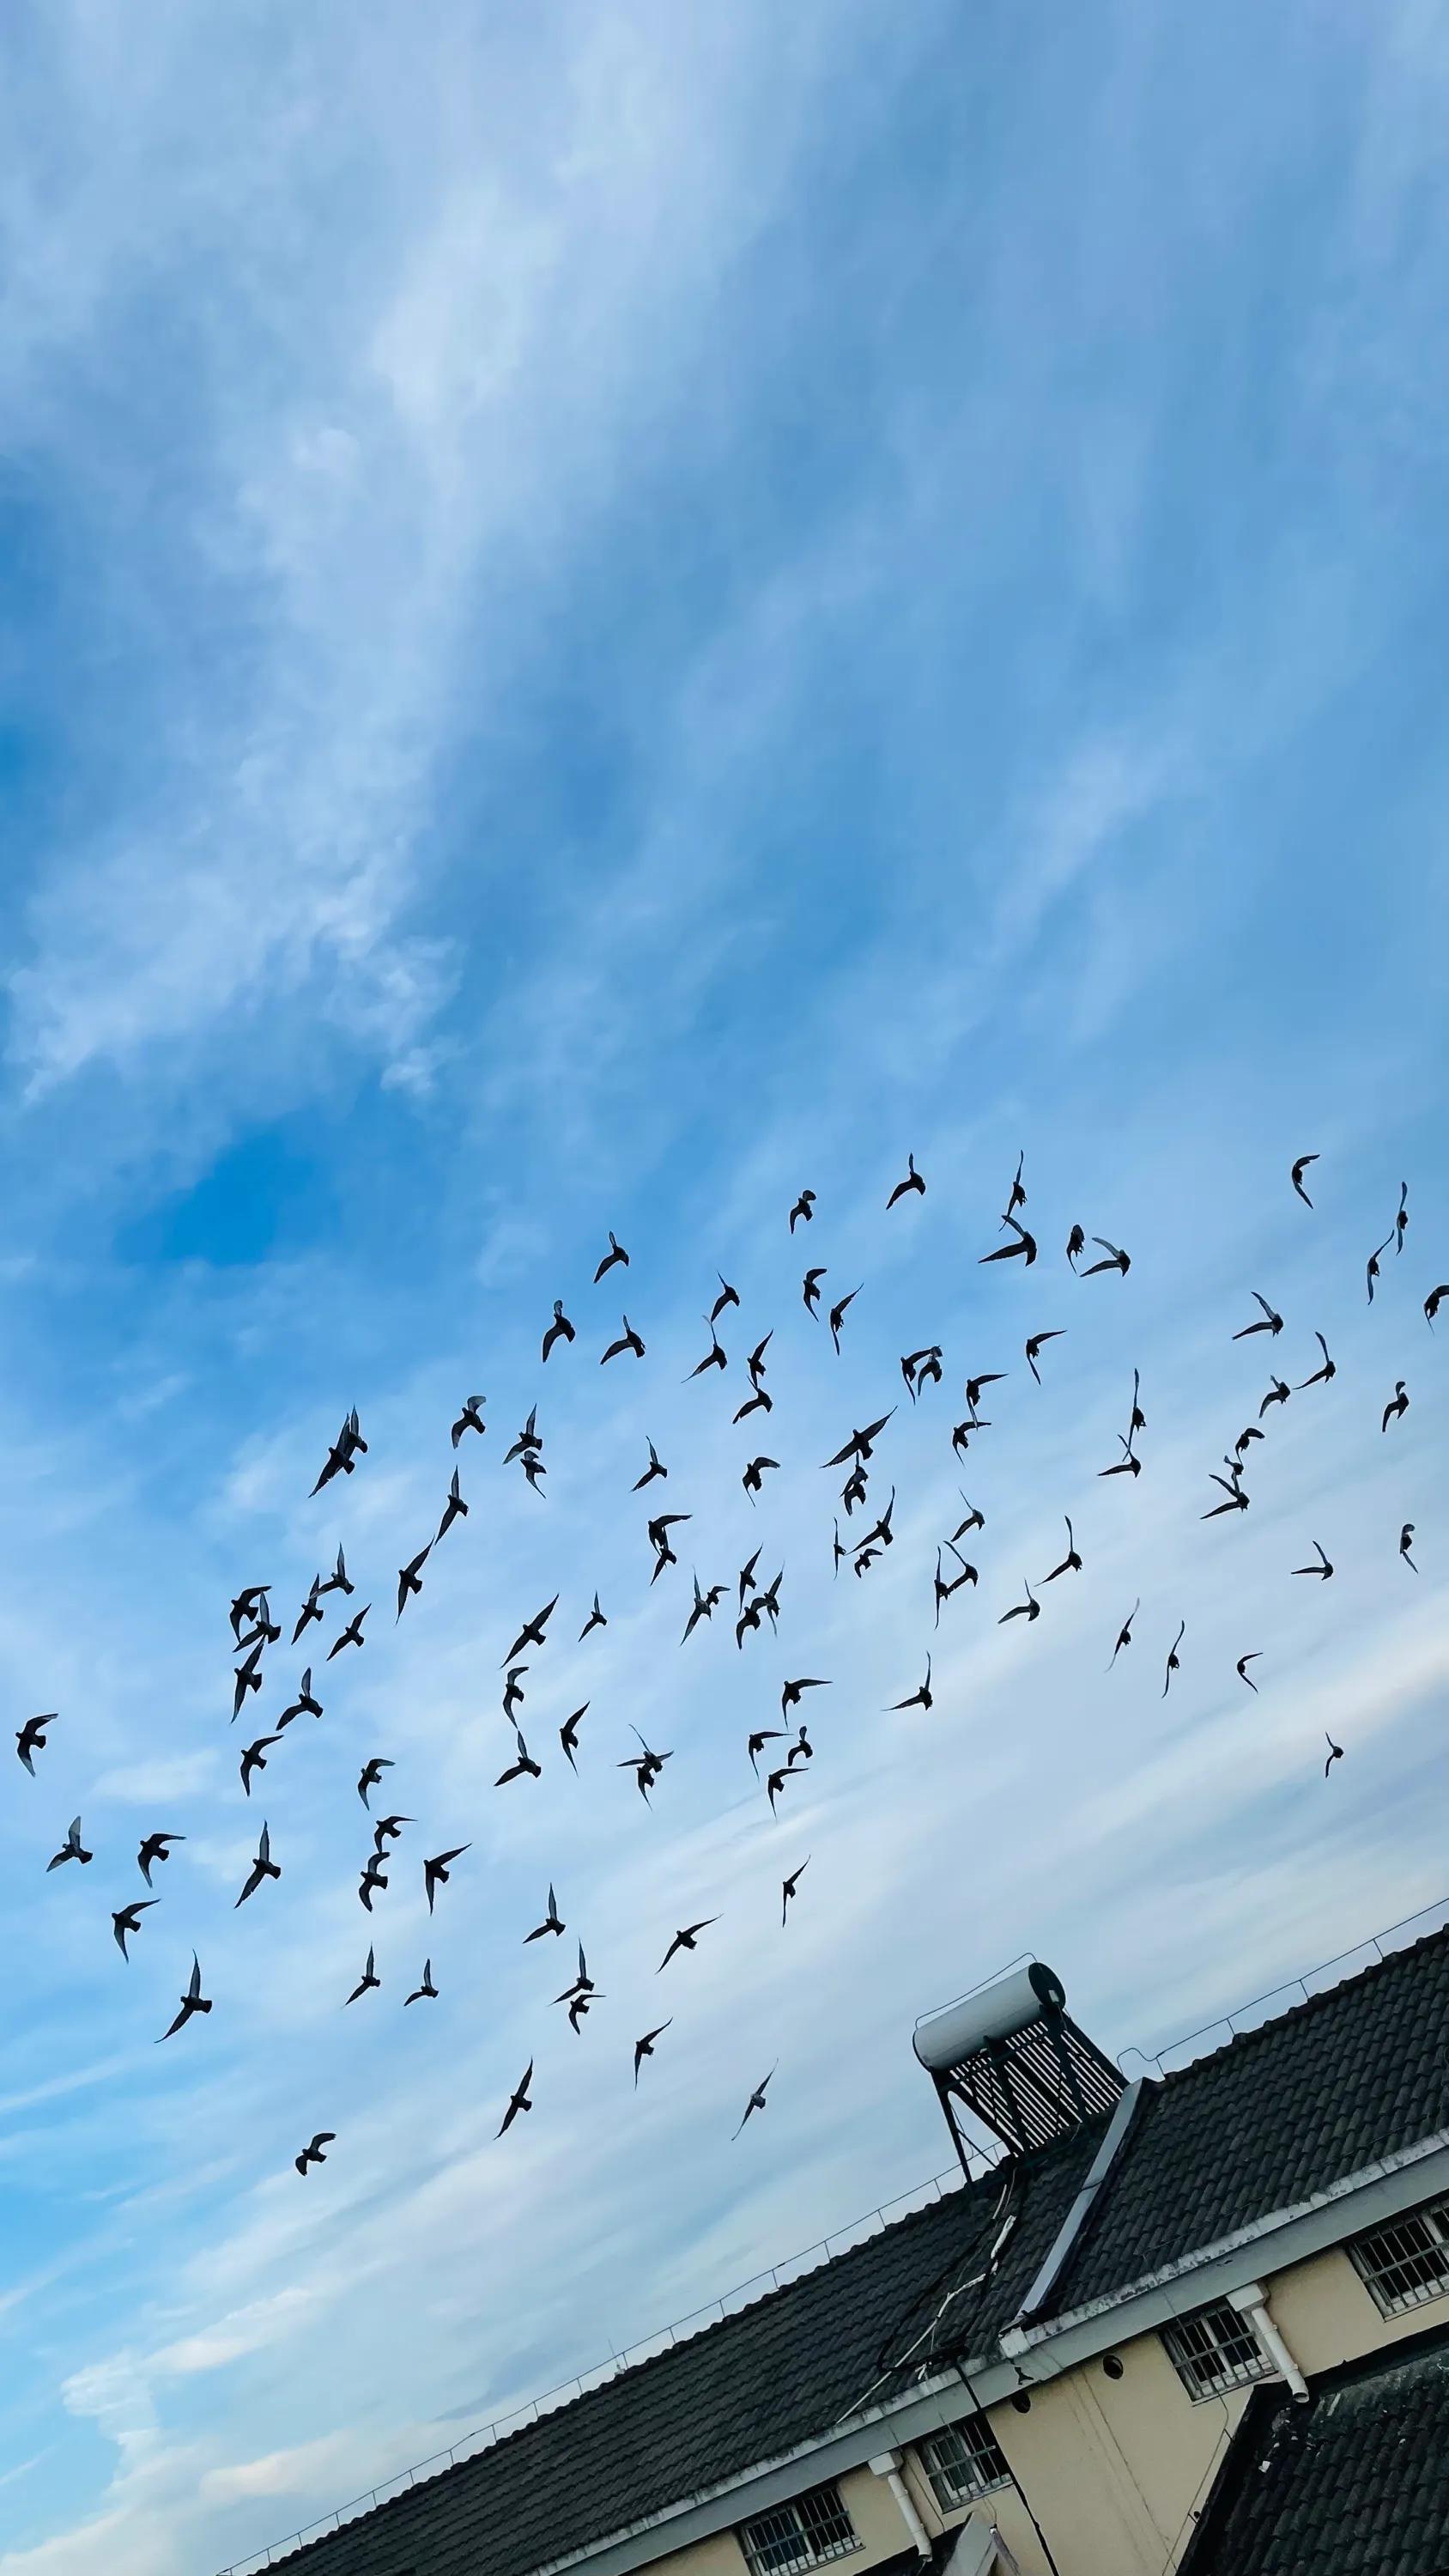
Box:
[636,2233,1449,2576]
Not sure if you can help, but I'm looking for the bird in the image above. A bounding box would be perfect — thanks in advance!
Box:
[735,1388,773,1429]
[682,1576,725,1643]
[781,1861,809,1924]
[1202,1473,1250,1520]
[228,1583,271,1643]
[502,1598,558,1664]
[852,1489,895,1552]
[1003,1150,1028,1219]
[496,1730,542,1786]
[497,2063,534,2135]
[502,1666,529,1722]
[658,1920,718,1971]
[356,1758,392,1807]
[137,1832,183,1886]
[1107,1603,1139,1670]
[781,1677,828,1713]
[46,1816,92,1871]
[901,1346,943,1400]
[567,1990,598,2034]
[1128,1368,1147,1437]
[451,1394,487,1449]
[594,1231,629,1282]
[601,1316,646,1364]
[1259,1377,1290,1419]
[980,1213,1036,1266]
[1234,1424,1264,1461]
[687,1328,727,1379]
[742,1455,779,1499]
[1325,1731,1344,1777]
[239,1734,281,1796]
[786,1722,813,1767]
[1366,1236,1392,1304]
[396,1545,431,1620]
[346,1947,380,2004]
[1162,1620,1185,1698]
[358,1854,389,1912]
[634,1440,668,1490]
[158,1953,210,2042]
[1294,1540,1334,1580]
[1291,1153,1319,1206]
[295,2132,336,2175]
[758,1570,784,1628]
[822,1412,894,1468]
[648,1512,691,1581]
[889,1657,933,1713]
[525,1884,565,1942]
[236,1823,280,1907]
[1382,1381,1409,1433]
[318,1543,354,1599]
[233,1602,281,1654]
[733,2066,777,2138]
[828,1290,861,1353]
[748,1728,783,1773]
[887,1154,925,1208]
[1024,1330,1064,1386]
[1233,1292,1283,1341]
[935,1549,975,1623]
[1040,1519,1082,1583]
[275,1669,322,1728]
[436,1469,468,1542]
[405,1959,439,2006]
[620,1735,672,1801]
[232,1639,264,1721]
[1237,1652,1261,1692]
[737,1547,762,1607]
[999,1581,1040,1625]
[840,1461,870,1510]
[634,2022,671,2084]
[555,1941,594,2006]
[709,1274,740,1323]
[833,1522,846,1577]
[579,1593,607,1640]
[803,1267,827,1317]
[559,1704,588,1768]
[504,1406,541,1463]
[327,1606,370,1659]
[371,1814,413,1852]
[542,1300,575,1362]
[1081,1236,1130,1278]
[291,1579,324,1643]
[1395,1181,1410,1255]
[952,1495,986,1541]
[310,1411,362,1495]
[424,1846,470,1911]
[747,1332,773,1388]
[15,1713,58,1776]
[1401,1524,1417,1572]
[1298,1332,1336,1390]
[1066,1223,1085,1269]
[788,1188,815,1232]
[112,1900,157,1959]
[764,1763,791,1814]
[1099,1432,1142,1480]
[964,1371,1005,1415]
[521,1451,547,1494]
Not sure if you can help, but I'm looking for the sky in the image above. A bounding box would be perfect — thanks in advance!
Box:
[0,1,1446,2568]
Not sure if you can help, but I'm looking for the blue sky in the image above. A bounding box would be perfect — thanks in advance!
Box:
[1,2,1447,2567]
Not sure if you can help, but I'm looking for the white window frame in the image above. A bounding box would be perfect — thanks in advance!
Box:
[737,2482,860,2576]
[1349,2196,1449,2318]
[1161,2300,1272,2403]
[917,2418,1011,2508]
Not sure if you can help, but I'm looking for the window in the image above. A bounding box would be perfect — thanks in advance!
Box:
[918,2418,1011,2507]
[1350,2200,1449,2317]
[1161,2301,1271,2402]
[738,2483,859,2576]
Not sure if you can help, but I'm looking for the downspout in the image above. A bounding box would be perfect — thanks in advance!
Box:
[868,2451,932,2558]
[1228,2281,1308,2403]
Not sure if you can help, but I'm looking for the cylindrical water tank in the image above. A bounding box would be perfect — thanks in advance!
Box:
[912,1961,1066,2072]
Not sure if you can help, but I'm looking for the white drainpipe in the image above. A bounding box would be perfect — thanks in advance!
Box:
[868,2451,932,2558]
[1228,2280,1308,2403]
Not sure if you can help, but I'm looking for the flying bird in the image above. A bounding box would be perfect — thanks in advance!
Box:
[371,1814,414,1852]
[747,1332,773,1388]
[1099,1433,1142,1480]
[980,1213,1036,1267]
[1294,1540,1334,1580]
[686,1328,727,1379]
[497,2063,534,2136]
[999,1581,1040,1625]
[451,1394,487,1449]
[158,1953,210,2042]
[1003,1151,1028,1219]
[356,1757,392,1807]
[326,1606,370,1659]
[1259,1377,1290,1419]
[803,1267,826,1317]
[1366,1236,1392,1304]
[734,1386,773,1426]
[952,1495,986,1541]
[15,1713,57,1776]
[658,1920,718,1971]
[112,1900,157,1959]
[579,1593,607,1640]
[358,1855,389,1912]
[788,1189,815,1232]
[889,1656,933,1713]
[291,1579,323,1643]
[1395,1181,1410,1254]
[273,1669,320,1728]
[503,1598,558,1664]
[1081,1237,1131,1279]
[1025,1330,1064,1386]
[887,1154,925,1208]
[709,1274,740,1323]
[559,1704,588,1768]
[436,1469,468,1542]
[520,1451,547,1493]
[1202,1473,1250,1520]
[634,2022,671,2084]
[525,1884,565,1942]
[46,1816,92,1871]
[239,1735,280,1796]
[396,1545,431,1620]
[1065,1224,1085,1269]
[424,1846,470,1911]
[733,2066,777,2138]
[232,1639,264,1721]
[1233,1292,1283,1341]
[502,1666,528,1722]
[1401,1524,1417,1572]
[496,1730,542,1786]
[504,1406,541,1462]
[758,1570,784,1628]
[1162,1620,1185,1698]
[137,1832,183,1886]
[1425,1284,1448,1328]
[593,1231,629,1282]
[1325,1732,1344,1777]
[405,1959,439,2006]
[781,1677,828,1713]
[1107,1603,1138,1669]
[601,1316,646,1364]
[682,1577,726,1643]
[742,1455,779,1498]
[555,1941,594,2006]
[1290,1153,1319,1206]
[781,1860,809,1925]
[542,1301,575,1362]
[1237,1652,1261,1692]
[229,1583,271,1643]
[634,1440,668,1490]
[346,1947,380,2004]
[295,2132,336,2175]
[1298,1332,1336,1390]
[235,1824,280,1906]
[748,1728,782,1773]
[1381,1380,1409,1433]
[822,1412,894,1469]
[318,1544,354,1599]
[828,1289,860,1353]
[1040,1519,1082,1583]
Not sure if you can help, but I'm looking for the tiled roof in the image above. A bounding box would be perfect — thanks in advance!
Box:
[266,1927,1449,2576]
[1177,2318,1449,2576]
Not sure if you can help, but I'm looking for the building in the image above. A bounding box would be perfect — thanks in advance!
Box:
[253,1923,1449,2576]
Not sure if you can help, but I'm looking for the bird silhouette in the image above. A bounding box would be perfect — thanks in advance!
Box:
[504,1406,541,1463]
[232,1639,264,1721]
[451,1394,487,1449]
[686,1328,727,1379]
[1081,1237,1130,1278]
[1066,1224,1085,1269]
[579,1593,607,1640]
[1426,1284,1448,1329]
[1290,1153,1319,1206]
[634,2023,671,2084]
[1395,1181,1410,1255]
[1259,1377,1290,1419]
[634,1440,668,1491]
[733,2065,777,2138]
[781,1860,809,1924]
[239,1735,280,1796]
[542,1301,575,1362]
[356,1758,392,1807]
[1325,1732,1344,1777]
[889,1657,933,1713]
[1366,1236,1392,1304]
[1297,1332,1336,1390]
[1106,1602,1138,1670]
[682,1577,726,1643]
[137,1832,183,1886]
[803,1267,826,1317]
[788,1189,815,1233]
[658,1920,718,1971]
[158,1953,210,2041]
[999,1581,1040,1625]
[601,1317,646,1364]
[1162,1620,1185,1698]
[1237,1652,1261,1692]
[497,1731,542,1786]
[292,1579,323,1643]
[1294,1540,1333,1580]
[1040,1519,1082,1583]
[502,1667,528,1722]
[593,1232,629,1282]
[358,1855,389,1911]
[1025,1330,1064,1385]
[346,1947,380,2004]
[326,1606,370,1659]
[435,1467,469,1543]
[742,1455,779,1498]
[559,1704,588,1769]
[295,2132,336,2175]
[46,1815,92,1871]
[277,1669,322,1727]
[525,1884,565,1942]
[1381,1381,1409,1433]
[887,1155,925,1208]
[405,1959,439,2006]
[319,1545,353,1598]
[503,1598,558,1664]
[980,1213,1036,1266]
[1233,1292,1283,1340]
[236,1823,280,1906]
[396,1546,431,1620]
[1401,1524,1417,1572]
[112,1900,157,1959]
[781,1677,828,1713]
[424,1846,470,1910]
[498,2063,534,2135]
[709,1274,740,1323]
[15,1713,57,1776]
[828,1289,860,1353]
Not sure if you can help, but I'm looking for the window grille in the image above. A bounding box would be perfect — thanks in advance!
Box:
[739,2484,859,2576]
[918,2418,1010,2506]
[1350,2201,1449,2318]
[1161,2301,1270,2402]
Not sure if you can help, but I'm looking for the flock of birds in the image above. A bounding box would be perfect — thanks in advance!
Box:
[18,1151,1444,2176]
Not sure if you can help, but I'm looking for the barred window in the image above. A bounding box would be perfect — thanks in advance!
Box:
[1161,2300,1271,2402]
[919,2418,1011,2506]
[1350,2201,1449,2318]
[738,2484,859,2576]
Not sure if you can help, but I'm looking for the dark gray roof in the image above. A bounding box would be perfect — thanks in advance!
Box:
[1178,2318,1449,2576]
[267,1927,1449,2576]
